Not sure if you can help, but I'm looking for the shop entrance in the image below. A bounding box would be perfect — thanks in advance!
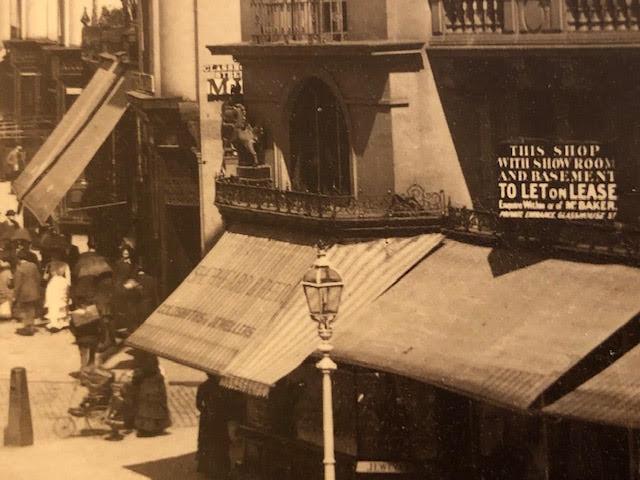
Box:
[288,78,351,195]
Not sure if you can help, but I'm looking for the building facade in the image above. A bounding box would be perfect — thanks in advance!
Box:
[9,1,637,479]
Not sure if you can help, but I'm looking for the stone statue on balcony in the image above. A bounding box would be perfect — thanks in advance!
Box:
[221,85,270,183]
[221,87,261,165]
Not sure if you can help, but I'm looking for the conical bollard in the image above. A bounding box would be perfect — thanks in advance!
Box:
[4,367,33,446]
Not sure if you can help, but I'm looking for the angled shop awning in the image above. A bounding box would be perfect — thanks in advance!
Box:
[219,233,444,396]
[21,76,128,224]
[544,344,640,428]
[13,61,122,199]
[127,227,318,374]
[13,56,128,224]
[324,240,640,411]
[127,227,444,395]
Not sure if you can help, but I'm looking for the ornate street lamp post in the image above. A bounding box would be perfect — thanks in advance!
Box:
[302,248,344,480]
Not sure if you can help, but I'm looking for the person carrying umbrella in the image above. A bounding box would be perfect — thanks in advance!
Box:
[69,240,114,376]
[11,228,39,270]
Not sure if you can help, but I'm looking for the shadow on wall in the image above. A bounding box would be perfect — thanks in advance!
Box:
[429,53,640,215]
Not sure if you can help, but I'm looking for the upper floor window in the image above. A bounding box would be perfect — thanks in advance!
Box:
[288,78,351,195]
[252,0,348,43]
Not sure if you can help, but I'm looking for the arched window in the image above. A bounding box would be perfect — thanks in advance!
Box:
[288,78,351,195]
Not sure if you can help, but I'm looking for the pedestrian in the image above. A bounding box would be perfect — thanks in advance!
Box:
[13,249,43,336]
[0,211,18,239]
[44,260,70,332]
[68,301,102,374]
[4,145,25,181]
[112,245,135,331]
[11,228,40,270]
[113,245,135,285]
[65,234,80,272]
[0,258,14,320]
[5,210,19,229]
[128,350,171,437]
[196,375,245,478]
[120,264,158,333]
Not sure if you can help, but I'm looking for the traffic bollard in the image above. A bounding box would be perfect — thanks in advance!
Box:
[4,367,34,446]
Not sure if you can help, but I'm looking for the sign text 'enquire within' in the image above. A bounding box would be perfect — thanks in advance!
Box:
[497,142,617,221]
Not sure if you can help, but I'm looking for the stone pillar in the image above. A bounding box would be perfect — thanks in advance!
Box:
[67,0,91,46]
[159,0,197,100]
[196,0,242,252]
[61,0,70,45]
[46,0,60,41]
[25,0,50,39]
[0,1,11,41]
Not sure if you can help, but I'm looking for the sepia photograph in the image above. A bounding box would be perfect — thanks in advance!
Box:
[0,0,638,478]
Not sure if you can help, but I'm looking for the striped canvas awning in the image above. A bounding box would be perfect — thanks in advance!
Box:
[22,76,129,224]
[544,343,640,428]
[127,227,444,394]
[126,227,317,374]
[324,240,640,412]
[220,234,444,396]
[14,58,124,200]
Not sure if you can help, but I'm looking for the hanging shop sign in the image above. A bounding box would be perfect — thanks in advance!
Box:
[497,141,617,221]
[204,63,243,101]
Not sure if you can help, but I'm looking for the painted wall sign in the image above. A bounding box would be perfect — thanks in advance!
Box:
[497,141,617,220]
[204,63,243,101]
[355,461,417,474]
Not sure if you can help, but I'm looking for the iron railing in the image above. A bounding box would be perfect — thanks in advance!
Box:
[446,206,640,262]
[215,177,445,220]
[251,0,348,43]
[430,0,640,35]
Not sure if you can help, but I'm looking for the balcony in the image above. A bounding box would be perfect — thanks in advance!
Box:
[250,0,348,43]
[215,176,445,237]
[428,0,640,47]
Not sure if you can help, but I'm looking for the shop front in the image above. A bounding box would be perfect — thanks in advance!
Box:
[127,216,640,479]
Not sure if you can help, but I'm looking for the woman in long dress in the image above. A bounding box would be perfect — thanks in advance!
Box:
[45,260,70,332]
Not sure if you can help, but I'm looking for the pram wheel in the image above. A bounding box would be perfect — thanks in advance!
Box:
[83,405,110,433]
[53,416,76,438]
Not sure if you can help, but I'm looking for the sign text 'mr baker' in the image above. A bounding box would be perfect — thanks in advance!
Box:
[497,142,618,221]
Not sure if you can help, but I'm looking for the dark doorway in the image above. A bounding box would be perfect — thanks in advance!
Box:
[288,78,351,195]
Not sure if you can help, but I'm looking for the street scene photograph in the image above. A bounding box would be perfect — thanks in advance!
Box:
[0,0,639,479]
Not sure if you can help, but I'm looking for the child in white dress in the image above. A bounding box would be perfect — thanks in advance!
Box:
[44,261,70,332]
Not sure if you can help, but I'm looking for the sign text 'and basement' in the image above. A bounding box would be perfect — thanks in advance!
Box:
[497,141,617,221]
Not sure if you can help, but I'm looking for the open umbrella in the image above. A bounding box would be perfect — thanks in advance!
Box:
[11,228,32,243]
[0,222,14,241]
[73,252,113,278]
[39,233,70,252]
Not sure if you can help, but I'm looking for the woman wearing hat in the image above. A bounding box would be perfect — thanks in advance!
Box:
[14,249,43,336]
[127,350,172,437]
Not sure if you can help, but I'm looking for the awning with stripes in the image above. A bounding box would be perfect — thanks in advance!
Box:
[127,226,444,394]
[14,56,128,224]
[544,343,640,428]
[324,240,640,412]
[219,233,444,396]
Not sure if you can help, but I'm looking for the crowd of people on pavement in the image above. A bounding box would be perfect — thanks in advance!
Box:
[0,207,171,438]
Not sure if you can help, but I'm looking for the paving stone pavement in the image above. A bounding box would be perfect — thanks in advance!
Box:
[0,379,199,443]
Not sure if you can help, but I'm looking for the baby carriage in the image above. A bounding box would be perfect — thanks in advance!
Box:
[53,366,132,439]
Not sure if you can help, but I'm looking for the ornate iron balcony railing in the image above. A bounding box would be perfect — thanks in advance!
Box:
[251,0,348,44]
[215,177,445,234]
[446,206,640,262]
